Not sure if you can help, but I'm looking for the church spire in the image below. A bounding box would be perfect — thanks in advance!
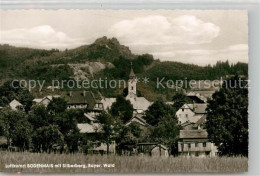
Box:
[129,62,135,78]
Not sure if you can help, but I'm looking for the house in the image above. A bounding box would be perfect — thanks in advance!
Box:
[9,99,24,111]
[186,92,207,103]
[61,91,95,109]
[176,103,207,129]
[94,64,152,114]
[191,90,216,100]
[193,114,207,130]
[125,113,149,127]
[178,130,218,157]
[84,112,100,124]
[137,143,169,157]
[33,95,60,107]
[95,98,116,111]
[77,123,116,154]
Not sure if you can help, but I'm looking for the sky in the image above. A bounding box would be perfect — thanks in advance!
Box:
[0,10,248,66]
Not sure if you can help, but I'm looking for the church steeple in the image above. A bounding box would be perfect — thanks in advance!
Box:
[129,62,136,79]
[128,62,137,97]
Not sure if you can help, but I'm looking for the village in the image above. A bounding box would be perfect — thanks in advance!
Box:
[0,64,223,158]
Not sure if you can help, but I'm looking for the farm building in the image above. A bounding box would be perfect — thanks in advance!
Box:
[137,143,169,157]
[33,95,60,107]
[178,130,218,157]
[61,90,95,109]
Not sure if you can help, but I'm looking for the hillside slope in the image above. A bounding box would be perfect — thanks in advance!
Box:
[0,37,248,101]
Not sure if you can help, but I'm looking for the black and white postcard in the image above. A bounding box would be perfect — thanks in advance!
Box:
[0,10,248,173]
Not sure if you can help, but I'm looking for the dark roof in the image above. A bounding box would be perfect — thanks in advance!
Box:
[187,96,205,103]
[180,130,208,139]
[129,65,135,78]
[193,114,207,128]
[61,91,96,109]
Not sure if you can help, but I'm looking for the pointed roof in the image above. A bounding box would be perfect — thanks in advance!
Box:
[9,99,23,110]
[129,62,135,78]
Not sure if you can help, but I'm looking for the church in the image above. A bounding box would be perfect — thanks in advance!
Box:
[125,64,152,114]
[97,63,152,115]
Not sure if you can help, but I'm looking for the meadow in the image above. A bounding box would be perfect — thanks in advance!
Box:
[0,151,248,173]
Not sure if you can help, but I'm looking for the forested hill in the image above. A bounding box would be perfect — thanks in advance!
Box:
[0,36,248,93]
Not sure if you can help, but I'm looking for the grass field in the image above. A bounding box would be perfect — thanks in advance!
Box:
[0,151,248,173]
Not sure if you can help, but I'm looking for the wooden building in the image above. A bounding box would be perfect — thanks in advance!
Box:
[178,130,218,157]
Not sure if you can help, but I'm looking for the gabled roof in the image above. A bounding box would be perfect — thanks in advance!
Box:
[9,99,23,110]
[61,91,96,109]
[126,96,151,111]
[84,113,95,121]
[186,103,207,114]
[180,130,208,139]
[193,114,207,128]
[77,123,100,133]
[137,143,168,150]
[186,92,207,103]
[33,95,60,104]
[125,114,148,127]
[100,98,116,110]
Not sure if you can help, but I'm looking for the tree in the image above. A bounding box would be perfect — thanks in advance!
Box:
[54,109,81,153]
[116,122,144,154]
[28,105,52,130]
[95,111,122,155]
[0,107,32,150]
[0,80,33,112]
[148,115,180,156]
[144,100,175,126]
[110,95,133,123]
[32,125,64,153]
[172,92,190,111]
[47,97,67,114]
[11,118,33,151]
[206,76,248,156]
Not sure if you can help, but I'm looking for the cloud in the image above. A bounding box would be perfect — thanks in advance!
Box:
[0,25,85,49]
[109,15,220,46]
[150,44,248,65]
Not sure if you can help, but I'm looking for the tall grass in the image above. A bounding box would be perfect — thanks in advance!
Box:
[0,151,248,173]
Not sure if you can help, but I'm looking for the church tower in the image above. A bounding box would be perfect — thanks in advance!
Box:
[128,62,137,98]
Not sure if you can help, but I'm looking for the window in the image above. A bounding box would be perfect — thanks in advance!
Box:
[203,142,207,147]
[206,151,210,156]
[131,86,134,90]
[195,143,198,147]
[186,114,188,118]
[195,152,199,157]
[188,143,191,148]
[182,108,184,112]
